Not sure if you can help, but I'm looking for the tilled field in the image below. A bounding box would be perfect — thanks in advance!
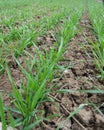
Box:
[0,0,104,130]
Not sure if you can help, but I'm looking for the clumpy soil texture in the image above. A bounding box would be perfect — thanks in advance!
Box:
[37,12,104,130]
[0,11,104,130]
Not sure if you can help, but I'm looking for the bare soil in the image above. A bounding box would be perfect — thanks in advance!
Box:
[0,11,104,130]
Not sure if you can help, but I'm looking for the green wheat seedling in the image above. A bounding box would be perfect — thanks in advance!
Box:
[88,0,104,79]
[0,96,16,129]
[0,96,7,130]
[5,37,65,128]
[57,9,83,48]
[91,41,104,79]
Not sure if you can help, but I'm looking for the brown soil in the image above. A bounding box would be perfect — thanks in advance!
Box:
[0,11,104,130]
[37,12,104,130]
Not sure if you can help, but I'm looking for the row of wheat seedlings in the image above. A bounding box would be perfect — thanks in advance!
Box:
[88,0,104,79]
[0,1,73,75]
[0,0,86,129]
[86,0,104,118]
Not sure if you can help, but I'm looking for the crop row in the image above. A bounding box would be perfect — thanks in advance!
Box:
[88,0,104,80]
[0,0,86,129]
